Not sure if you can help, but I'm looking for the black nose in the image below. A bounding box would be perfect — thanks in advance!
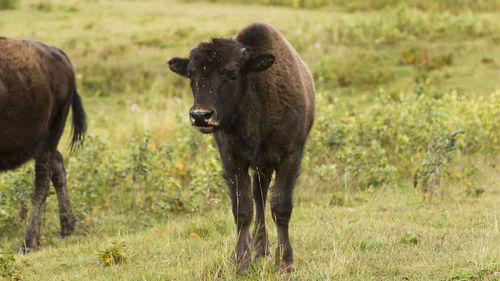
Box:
[190,109,214,126]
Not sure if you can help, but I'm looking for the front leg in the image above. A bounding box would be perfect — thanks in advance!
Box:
[221,152,253,274]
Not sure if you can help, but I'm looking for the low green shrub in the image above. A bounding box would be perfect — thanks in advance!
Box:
[0,0,19,10]
[34,1,51,11]
[308,83,500,192]
[0,250,23,280]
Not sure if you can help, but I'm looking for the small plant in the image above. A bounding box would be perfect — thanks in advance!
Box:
[414,130,464,201]
[0,250,23,281]
[481,57,494,64]
[399,46,427,65]
[188,226,208,239]
[399,47,453,70]
[330,191,345,206]
[401,230,419,245]
[427,53,453,70]
[127,134,153,187]
[98,241,128,266]
[34,1,51,11]
[0,0,19,10]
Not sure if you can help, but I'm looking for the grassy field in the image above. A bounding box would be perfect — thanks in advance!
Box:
[1,0,499,280]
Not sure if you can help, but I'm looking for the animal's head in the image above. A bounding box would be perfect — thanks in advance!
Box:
[168,38,275,134]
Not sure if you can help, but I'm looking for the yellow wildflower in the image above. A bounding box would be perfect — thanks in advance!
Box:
[175,162,184,170]
[105,256,113,265]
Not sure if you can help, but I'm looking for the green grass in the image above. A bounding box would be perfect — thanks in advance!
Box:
[9,174,500,280]
[3,164,497,281]
[0,0,499,280]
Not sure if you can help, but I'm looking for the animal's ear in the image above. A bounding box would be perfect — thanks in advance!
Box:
[168,57,189,77]
[245,53,275,72]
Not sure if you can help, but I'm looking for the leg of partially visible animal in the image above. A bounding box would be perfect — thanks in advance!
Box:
[223,155,253,274]
[270,149,303,272]
[252,167,272,258]
[50,150,76,237]
[20,152,51,253]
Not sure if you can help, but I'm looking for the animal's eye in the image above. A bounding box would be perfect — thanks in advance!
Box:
[219,70,238,80]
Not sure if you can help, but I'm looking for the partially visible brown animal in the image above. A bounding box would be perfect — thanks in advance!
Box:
[168,22,315,273]
[0,37,87,253]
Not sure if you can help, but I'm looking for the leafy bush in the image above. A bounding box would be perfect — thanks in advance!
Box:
[399,47,453,71]
[308,83,500,193]
[0,0,19,10]
[34,1,52,11]
[0,250,23,280]
[61,124,225,223]
[413,130,463,201]
[0,165,33,234]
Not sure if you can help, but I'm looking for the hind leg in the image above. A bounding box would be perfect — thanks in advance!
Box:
[20,152,51,253]
[252,167,272,259]
[50,150,76,237]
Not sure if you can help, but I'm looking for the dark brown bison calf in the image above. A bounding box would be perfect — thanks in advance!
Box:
[168,22,315,273]
[0,37,86,253]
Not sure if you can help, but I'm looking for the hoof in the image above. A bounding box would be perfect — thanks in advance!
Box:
[278,262,294,273]
[236,264,250,275]
[58,233,72,239]
[60,231,74,238]
[60,223,75,238]
[233,251,252,275]
[252,232,270,259]
[275,246,293,273]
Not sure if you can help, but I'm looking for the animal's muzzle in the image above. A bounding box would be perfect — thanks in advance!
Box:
[190,108,214,127]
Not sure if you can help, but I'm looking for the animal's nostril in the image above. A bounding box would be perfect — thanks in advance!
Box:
[190,109,214,125]
[190,110,212,119]
[203,110,213,119]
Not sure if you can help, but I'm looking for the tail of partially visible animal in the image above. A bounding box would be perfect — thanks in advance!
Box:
[70,89,87,152]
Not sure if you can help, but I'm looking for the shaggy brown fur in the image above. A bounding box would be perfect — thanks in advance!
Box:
[168,22,315,273]
[0,37,86,252]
